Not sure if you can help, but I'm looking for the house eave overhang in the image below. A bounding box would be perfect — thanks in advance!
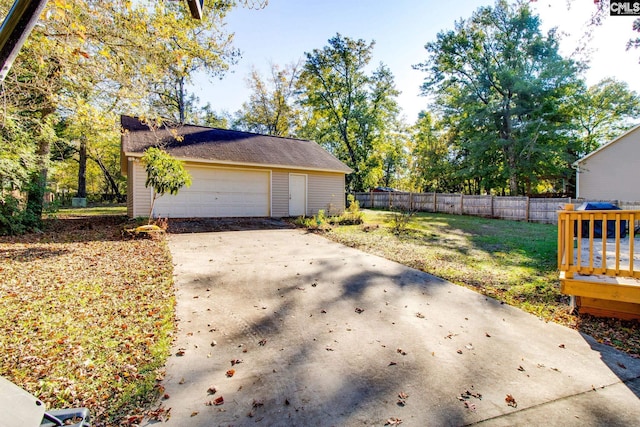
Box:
[123,152,352,175]
[573,123,640,168]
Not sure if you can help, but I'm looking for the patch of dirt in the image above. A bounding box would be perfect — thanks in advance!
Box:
[167,217,296,233]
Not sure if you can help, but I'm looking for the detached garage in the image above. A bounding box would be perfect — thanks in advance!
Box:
[120,116,351,218]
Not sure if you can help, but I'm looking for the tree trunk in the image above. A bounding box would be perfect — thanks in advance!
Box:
[92,155,122,201]
[178,75,185,124]
[77,137,87,198]
[25,137,50,228]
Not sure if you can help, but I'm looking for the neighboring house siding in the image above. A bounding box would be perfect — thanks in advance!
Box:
[271,171,289,217]
[308,172,345,215]
[577,129,640,201]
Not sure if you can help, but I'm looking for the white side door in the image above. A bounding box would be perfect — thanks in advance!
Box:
[289,174,307,216]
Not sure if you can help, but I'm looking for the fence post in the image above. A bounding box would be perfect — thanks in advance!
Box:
[433,192,437,213]
[460,194,464,215]
[490,195,494,218]
[525,196,530,222]
[410,192,413,211]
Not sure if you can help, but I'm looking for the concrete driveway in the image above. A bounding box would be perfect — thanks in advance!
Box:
[149,228,640,426]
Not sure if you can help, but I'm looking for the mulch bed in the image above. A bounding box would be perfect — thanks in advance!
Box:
[166,217,295,233]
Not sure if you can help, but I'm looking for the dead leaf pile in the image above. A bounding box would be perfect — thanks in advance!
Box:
[0,216,175,426]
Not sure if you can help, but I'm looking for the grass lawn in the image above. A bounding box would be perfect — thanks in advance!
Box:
[0,214,173,426]
[325,209,640,357]
[52,204,127,217]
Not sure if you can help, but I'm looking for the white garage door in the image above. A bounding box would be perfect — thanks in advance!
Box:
[153,166,270,218]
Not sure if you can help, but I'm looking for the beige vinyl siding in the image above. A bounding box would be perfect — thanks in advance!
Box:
[126,158,134,217]
[126,159,347,218]
[577,129,640,201]
[308,172,345,215]
[271,171,289,217]
[131,160,152,218]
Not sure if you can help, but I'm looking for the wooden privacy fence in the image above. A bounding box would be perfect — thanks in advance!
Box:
[353,192,640,225]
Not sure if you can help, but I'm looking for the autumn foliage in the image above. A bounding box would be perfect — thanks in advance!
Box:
[0,215,175,425]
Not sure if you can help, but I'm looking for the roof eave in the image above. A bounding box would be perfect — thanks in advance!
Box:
[574,123,640,167]
[123,152,352,174]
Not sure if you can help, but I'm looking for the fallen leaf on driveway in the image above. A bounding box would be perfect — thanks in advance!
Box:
[397,391,409,406]
[176,348,186,356]
[464,401,476,411]
[416,313,425,319]
[258,339,267,346]
[388,361,397,366]
[207,386,217,395]
[226,369,235,377]
[231,359,243,366]
[190,411,199,417]
[355,307,365,314]
[465,390,482,399]
[396,348,407,356]
[505,394,517,408]
[385,417,402,425]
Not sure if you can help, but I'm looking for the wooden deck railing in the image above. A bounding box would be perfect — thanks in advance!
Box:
[558,204,640,319]
[558,204,640,279]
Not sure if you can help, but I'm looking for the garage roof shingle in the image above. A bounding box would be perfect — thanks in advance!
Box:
[121,115,351,174]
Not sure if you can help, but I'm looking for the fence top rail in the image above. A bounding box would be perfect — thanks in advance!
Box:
[559,210,640,217]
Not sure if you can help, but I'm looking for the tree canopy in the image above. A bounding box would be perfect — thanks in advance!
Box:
[234,62,302,136]
[415,0,582,195]
[298,33,401,191]
[0,0,243,231]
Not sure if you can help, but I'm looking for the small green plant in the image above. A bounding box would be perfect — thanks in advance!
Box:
[141,147,192,223]
[331,194,364,225]
[295,209,331,231]
[314,209,325,225]
[390,208,415,234]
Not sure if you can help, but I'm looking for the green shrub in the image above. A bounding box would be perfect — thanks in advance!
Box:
[295,209,332,231]
[331,194,364,225]
[0,194,27,235]
[390,208,415,234]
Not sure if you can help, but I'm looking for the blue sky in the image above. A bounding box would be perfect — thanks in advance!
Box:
[190,0,640,122]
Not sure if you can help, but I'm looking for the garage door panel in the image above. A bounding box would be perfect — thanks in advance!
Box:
[153,166,269,218]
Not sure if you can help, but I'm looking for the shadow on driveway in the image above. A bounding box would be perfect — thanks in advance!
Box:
[150,229,640,427]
